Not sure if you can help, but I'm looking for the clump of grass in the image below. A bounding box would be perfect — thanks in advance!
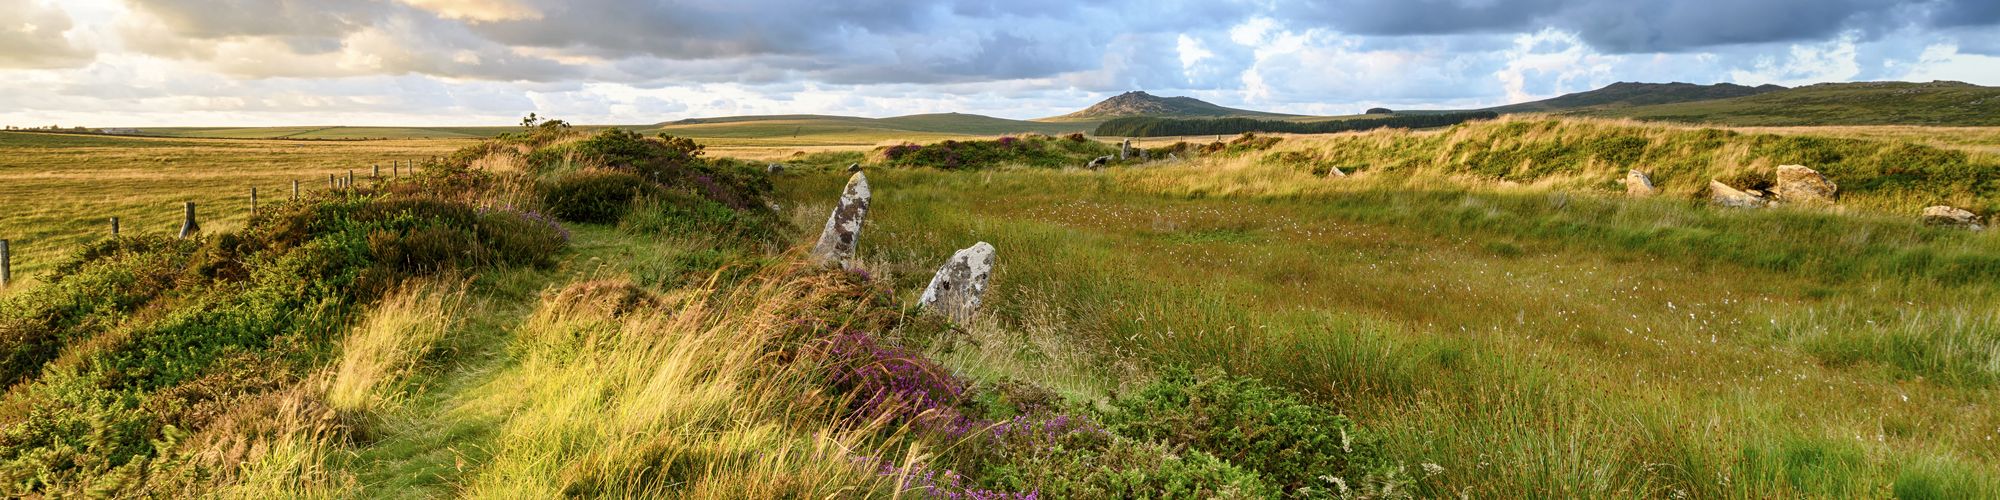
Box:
[325,278,470,417]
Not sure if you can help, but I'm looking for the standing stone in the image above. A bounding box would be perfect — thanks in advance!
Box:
[1120,139,1132,160]
[1625,170,1658,197]
[1709,180,1769,208]
[1328,166,1347,178]
[1922,206,1986,231]
[920,242,996,324]
[1086,155,1113,170]
[847,163,862,173]
[1772,165,1837,204]
[810,172,870,266]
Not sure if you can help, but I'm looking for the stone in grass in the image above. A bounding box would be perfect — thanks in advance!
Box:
[1328,165,1347,178]
[847,162,862,173]
[1709,180,1770,208]
[810,172,870,266]
[920,242,995,324]
[1625,170,1658,197]
[1086,155,1113,170]
[1772,164,1837,205]
[1922,206,1986,231]
[766,163,785,174]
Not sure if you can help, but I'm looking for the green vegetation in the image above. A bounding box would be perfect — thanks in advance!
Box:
[1577,81,2000,126]
[870,133,1118,170]
[1094,111,1499,137]
[6,113,2000,497]
[1485,81,1787,114]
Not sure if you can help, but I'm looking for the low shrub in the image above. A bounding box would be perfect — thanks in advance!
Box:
[538,169,663,223]
[870,135,1117,170]
[1101,368,1401,496]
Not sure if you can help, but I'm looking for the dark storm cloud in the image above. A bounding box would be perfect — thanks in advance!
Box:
[1279,0,1997,53]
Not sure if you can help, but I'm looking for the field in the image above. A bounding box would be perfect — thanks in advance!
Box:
[3,118,1999,497]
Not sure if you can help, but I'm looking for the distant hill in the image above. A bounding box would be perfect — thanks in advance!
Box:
[1485,82,1787,114]
[1577,81,2000,126]
[648,112,1086,142]
[1043,91,1297,122]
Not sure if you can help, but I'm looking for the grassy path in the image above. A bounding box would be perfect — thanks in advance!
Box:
[319,226,672,496]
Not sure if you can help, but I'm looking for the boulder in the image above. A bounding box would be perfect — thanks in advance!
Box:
[1709,180,1769,208]
[1772,165,1837,204]
[1625,170,1658,197]
[766,163,785,174]
[1086,155,1113,170]
[1328,166,1347,178]
[846,163,862,173]
[1922,206,1986,231]
[810,172,870,265]
[920,242,996,324]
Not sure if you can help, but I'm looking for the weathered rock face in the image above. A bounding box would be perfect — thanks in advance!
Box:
[1772,165,1837,204]
[1625,170,1658,197]
[1086,155,1113,169]
[1709,180,1770,208]
[1922,206,1986,231]
[810,172,870,265]
[920,242,995,323]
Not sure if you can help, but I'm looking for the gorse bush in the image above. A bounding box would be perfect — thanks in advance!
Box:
[538,169,663,223]
[869,134,1117,170]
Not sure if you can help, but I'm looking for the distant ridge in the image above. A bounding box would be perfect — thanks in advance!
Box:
[1043,91,1296,122]
[1485,82,1788,114]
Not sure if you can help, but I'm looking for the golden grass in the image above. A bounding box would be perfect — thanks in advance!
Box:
[325,278,470,415]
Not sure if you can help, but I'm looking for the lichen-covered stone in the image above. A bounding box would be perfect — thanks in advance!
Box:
[1709,180,1769,208]
[1625,170,1658,197]
[810,172,870,265]
[1922,206,1986,231]
[1773,165,1837,204]
[920,242,995,323]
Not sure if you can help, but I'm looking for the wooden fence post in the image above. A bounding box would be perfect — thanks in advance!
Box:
[110,217,120,236]
[346,170,354,189]
[293,180,300,200]
[374,164,381,178]
[1,239,10,288]
[178,202,199,239]
[328,173,336,190]
[250,187,259,216]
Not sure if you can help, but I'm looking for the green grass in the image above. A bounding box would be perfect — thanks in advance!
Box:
[776,163,2000,497]
[1580,81,2000,126]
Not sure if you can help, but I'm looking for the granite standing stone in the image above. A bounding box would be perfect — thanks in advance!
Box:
[920,242,995,323]
[810,172,871,265]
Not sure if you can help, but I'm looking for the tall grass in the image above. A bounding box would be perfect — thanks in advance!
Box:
[778,164,2000,497]
[458,274,892,497]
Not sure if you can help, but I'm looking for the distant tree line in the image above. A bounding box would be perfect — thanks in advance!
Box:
[1094,111,1499,137]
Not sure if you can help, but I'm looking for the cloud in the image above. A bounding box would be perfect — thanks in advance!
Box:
[0,0,95,68]
[1278,0,1999,53]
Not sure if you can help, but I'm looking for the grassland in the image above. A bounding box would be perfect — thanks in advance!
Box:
[0,131,470,285]
[1576,81,2000,126]
[4,117,1999,497]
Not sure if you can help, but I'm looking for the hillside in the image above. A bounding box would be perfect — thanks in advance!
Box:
[1043,91,1298,122]
[1484,81,1786,113]
[1579,81,2000,126]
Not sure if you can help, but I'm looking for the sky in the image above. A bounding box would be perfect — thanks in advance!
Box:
[3,0,1999,127]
